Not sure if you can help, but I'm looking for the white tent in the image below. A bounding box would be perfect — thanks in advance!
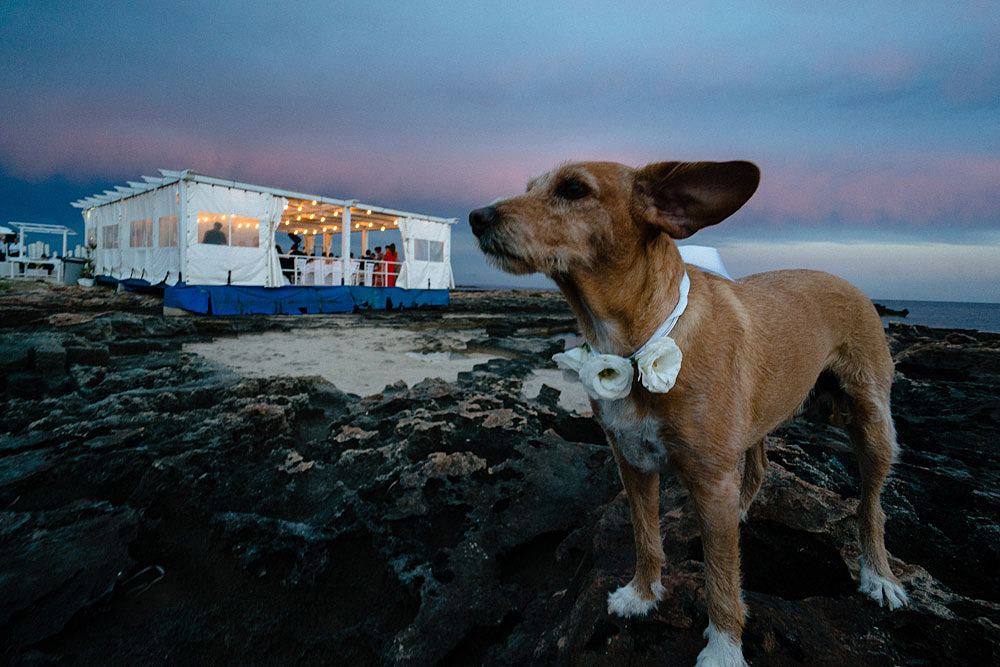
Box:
[71,169,458,289]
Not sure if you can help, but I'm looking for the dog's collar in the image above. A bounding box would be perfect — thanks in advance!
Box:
[553,271,689,400]
[553,245,733,401]
[601,270,690,359]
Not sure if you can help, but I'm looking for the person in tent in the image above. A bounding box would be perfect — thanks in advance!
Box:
[384,243,398,287]
[374,246,384,286]
[276,245,295,284]
[203,222,227,245]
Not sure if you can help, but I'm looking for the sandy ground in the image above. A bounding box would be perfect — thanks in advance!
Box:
[184,326,592,414]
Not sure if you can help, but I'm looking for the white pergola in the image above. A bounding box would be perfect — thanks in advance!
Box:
[8,222,78,257]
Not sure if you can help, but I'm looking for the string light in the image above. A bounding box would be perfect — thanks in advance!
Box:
[312,200,317,205]
[297,206,302,211]
[321,217,326,222]
[366,209,372,215]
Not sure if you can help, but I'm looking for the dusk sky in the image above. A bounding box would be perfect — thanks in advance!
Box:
[2,1,997,301]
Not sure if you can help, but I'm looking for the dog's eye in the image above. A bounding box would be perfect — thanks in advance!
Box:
[555,178,590,201]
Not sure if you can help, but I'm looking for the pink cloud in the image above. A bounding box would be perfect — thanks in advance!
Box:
[745,154,1000,226]
[4,111,999,231]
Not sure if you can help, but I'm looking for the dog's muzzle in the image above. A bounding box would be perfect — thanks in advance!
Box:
[469,206,499,238]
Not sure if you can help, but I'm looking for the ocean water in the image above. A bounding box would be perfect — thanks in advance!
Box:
[874,299,1000,334]
[464,286,1000,334]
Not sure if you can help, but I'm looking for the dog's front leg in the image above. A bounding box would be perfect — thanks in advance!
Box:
[688,468,749,667]
[606,438,666,617]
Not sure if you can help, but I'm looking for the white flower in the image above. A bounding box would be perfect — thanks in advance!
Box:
[552,345,588,382]
[580,354,634,400]
[634,337,683,393]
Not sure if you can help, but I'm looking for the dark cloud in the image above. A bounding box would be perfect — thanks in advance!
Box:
[1,1,997,298]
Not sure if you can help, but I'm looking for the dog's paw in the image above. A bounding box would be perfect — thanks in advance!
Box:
[695,622,748,667]
[859,558,909,610]
[606,580,665,618]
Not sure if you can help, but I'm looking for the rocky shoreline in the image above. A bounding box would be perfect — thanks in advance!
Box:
[1,281,998,665]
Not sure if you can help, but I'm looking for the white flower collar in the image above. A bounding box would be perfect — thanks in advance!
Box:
[554,271,690,400]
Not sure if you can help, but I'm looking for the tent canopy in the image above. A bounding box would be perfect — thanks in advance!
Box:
[71,169,458,289]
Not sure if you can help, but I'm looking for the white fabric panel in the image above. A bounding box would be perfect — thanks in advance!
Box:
[99,185,185,284]
[94,201,123,278]
[263,197,286,287]
[149,185,182,283]
[121,189,154,280]
[183,183,279,286]
[397,217,453,289]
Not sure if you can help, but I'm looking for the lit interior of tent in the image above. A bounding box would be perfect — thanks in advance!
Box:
[276,198,402,259]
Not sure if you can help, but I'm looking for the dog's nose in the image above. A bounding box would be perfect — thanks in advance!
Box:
[469,206,498,237]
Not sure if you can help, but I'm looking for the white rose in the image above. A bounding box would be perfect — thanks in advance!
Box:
[552,345,588,381]
[580,354,634,400]
[635,337,683,393]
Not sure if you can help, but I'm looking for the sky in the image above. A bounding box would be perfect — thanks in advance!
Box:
[1,0,998,302]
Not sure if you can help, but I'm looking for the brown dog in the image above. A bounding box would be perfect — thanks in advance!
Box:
[469,160,907,666]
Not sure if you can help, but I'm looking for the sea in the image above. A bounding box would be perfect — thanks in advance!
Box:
[873,299,1000,334]
[464,286,1000,334]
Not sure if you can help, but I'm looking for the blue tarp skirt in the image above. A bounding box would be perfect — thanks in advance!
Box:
[164,285,449,315]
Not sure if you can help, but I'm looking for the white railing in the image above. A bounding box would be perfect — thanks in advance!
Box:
[1,256,65,282]
[278,254,402,287]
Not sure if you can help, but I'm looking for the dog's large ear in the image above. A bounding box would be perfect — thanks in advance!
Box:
[631,161,760,239]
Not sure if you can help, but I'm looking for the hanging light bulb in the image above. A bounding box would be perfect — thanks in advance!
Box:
[297,206,302,211]
[321,217,326,222]
[312,200,317,205]
[380,225,385,231]
[366,209,371,215]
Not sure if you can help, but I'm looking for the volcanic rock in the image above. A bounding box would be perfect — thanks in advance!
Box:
[0,284,998,665]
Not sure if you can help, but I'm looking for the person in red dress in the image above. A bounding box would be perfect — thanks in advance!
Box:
[384,243,398,287]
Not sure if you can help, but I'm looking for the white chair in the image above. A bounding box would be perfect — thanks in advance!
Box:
[316,259,332,285]
[294,257,310,285]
